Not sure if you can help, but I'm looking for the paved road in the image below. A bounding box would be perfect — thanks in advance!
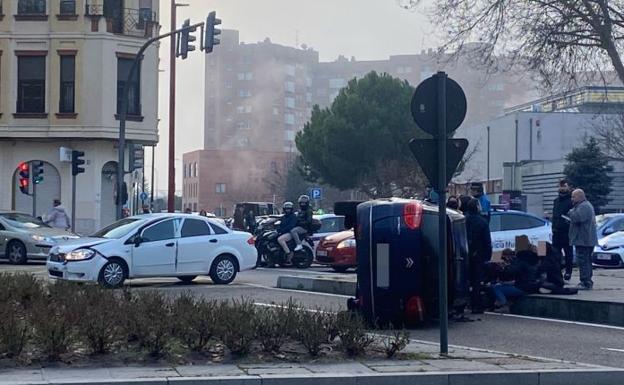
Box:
[3,262,624,368]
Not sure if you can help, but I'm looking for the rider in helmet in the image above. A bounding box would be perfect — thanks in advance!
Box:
[291,195,313,252]
[277,201,298,261]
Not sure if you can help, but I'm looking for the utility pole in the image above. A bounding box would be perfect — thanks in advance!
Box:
[151,145,155,207]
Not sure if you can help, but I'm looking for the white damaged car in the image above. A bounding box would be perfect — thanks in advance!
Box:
[592,231,624,268]
[47,214,257,288]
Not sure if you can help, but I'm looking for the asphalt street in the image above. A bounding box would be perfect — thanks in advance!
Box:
[3,261,624,368]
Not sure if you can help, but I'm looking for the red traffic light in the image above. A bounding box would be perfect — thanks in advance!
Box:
[19,162,28,171]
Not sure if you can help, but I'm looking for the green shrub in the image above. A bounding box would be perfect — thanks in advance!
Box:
[336,312,376,357]
[123,291,173,357]
[297,310,332,357]
[381,329,410,358]
[30,299,75,360]
[74,285,124,354]
[218,298,256,356]
[0,301,29,358]
[256,307,289,353]
[172,292,218,352]
[0,273,44,309]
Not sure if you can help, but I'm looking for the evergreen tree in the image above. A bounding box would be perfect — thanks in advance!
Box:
[564,137,613,212]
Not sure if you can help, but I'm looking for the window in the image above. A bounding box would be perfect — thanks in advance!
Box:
[329,78,346,89]
[285,65,295,76]
[215,183,226,193]
[181,219,211,237]
[209,223,228,235]
[285,97,295,108]
[193,203,197,212]
[284,113,295,125]
[270,161,277,173]
[320,217,345,233]
[117,57,141,116]
[245,105,252,113]
[183,164,187,178]
[237,73,245,80]
[500,214,544,231]
[17,56,46,114]
[60,0,76,14]
[214,207,227,217]
[489,215,502,232]
[59,55,75,113]
[141,220,175,242]
[245,72,253,80]
[285,81,295,92]
[284,130,295,140]
[18,0,45,14]
[194,162,197,177]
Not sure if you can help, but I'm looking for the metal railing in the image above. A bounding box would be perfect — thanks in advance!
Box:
[85,2,158,37]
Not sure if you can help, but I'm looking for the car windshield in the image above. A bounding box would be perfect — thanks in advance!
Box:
[0,213,49,229]
[91,218,142,239]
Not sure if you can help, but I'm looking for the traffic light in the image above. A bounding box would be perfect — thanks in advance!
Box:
[18,162,30,195]
[177,19,197,59]
[72,150,85,176]
[204,11,221,54]
[32,161,44,184]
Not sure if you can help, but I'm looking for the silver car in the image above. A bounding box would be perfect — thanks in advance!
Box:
[0,211,78,264]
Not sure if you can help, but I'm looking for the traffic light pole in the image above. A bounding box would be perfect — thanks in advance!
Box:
[116,23,202,220]
[168,1,177,213]
[71,174,76,231]
[437,72,449,355]
[32,163,37,218]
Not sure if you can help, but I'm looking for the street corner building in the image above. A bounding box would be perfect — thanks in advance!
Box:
[0,0,160,234]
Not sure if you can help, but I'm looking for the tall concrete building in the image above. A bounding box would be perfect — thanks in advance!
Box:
[0,0,160,233]
[183,31,535,214]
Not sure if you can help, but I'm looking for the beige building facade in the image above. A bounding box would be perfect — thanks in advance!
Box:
[0,0,159,233]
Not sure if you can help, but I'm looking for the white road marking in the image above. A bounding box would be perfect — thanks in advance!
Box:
[601,348,624,353]
[239,282,352,298]
[486,312,624,331]
[253,302,331,313]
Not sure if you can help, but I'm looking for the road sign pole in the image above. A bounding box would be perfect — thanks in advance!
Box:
[436,72,449,355]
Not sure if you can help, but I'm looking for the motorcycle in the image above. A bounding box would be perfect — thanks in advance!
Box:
[255,218,314,269]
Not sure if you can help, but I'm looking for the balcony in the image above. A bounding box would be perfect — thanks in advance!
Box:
[85,2,158,38]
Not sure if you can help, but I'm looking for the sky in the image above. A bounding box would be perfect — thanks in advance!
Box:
[151,0,436,196]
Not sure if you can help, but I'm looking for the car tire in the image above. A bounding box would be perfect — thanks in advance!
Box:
[332,266,349,273]
[177,275,197,283]
[98,260,127,289]
[210,255,238,285]
[6,240,27,265]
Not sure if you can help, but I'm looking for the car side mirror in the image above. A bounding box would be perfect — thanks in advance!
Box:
[604,227,616,236]
[134,235,143,247]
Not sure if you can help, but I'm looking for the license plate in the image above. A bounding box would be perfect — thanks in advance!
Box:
[316,250,328,257]
[596,253,612,261]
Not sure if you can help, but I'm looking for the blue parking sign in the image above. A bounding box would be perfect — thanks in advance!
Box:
[140,192,148,201]
[311,187,322,200]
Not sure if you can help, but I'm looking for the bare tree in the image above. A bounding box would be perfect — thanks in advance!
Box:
[593,113,624,158]
[400,0,624,90]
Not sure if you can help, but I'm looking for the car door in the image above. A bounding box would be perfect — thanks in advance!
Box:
[176,218,215,274]
[132,219,179,277]
[0,220,6,257]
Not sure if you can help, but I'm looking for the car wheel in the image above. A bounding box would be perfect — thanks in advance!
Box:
[7,241,27,265]
[98,260,127,289]
[177,275,197,283]
[332,266,349,273]
[210,255,238,285]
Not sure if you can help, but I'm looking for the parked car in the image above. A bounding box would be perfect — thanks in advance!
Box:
[47,213,257,288]
[593,231,624,268]
[595,214,624,240]
[0,211,78,264]
[489,210,552,251]
[310,214,346,248]
[315,229,356,273]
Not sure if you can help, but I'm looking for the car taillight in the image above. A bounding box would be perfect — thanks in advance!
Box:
[403,201,423,230]
[247,237,255,245]
[406,296,425,323]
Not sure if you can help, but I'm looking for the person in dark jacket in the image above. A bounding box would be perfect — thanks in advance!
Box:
[465,198,493,313]
[447,195,460,210]
[552,180,574,280]
[292,195,313,251]
[277,202,298,259]
[459,195,472,215]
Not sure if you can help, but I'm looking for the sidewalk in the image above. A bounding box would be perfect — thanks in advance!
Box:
[1,339,621,385]
[277,269,624,326]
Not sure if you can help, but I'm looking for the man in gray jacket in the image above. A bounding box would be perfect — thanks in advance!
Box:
[568,189,598,290]
[44,199,70,231]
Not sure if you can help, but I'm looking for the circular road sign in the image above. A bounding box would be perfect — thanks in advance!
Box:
[410,74,467,136]
[140,192,148,201]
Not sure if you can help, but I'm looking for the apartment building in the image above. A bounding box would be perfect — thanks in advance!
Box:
[0,0,159,233]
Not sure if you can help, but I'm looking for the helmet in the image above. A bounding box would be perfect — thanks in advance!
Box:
[283,201,294,210]
[298,195,310,205]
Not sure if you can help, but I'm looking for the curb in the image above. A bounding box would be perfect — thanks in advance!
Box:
[276,275,356,296]
[512,295,624,327]
[6,369,624,385]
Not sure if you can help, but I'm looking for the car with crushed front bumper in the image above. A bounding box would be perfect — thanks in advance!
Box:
[47,213,257,288]
[592,231,624,268]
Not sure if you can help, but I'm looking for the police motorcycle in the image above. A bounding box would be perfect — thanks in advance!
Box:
[255,201,318,269]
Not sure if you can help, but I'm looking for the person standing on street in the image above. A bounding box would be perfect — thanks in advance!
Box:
[552,180,574,280]
[465,198,493,313]
[470,183,491,222]
[568,189,598,290]
[44,199,70,230]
